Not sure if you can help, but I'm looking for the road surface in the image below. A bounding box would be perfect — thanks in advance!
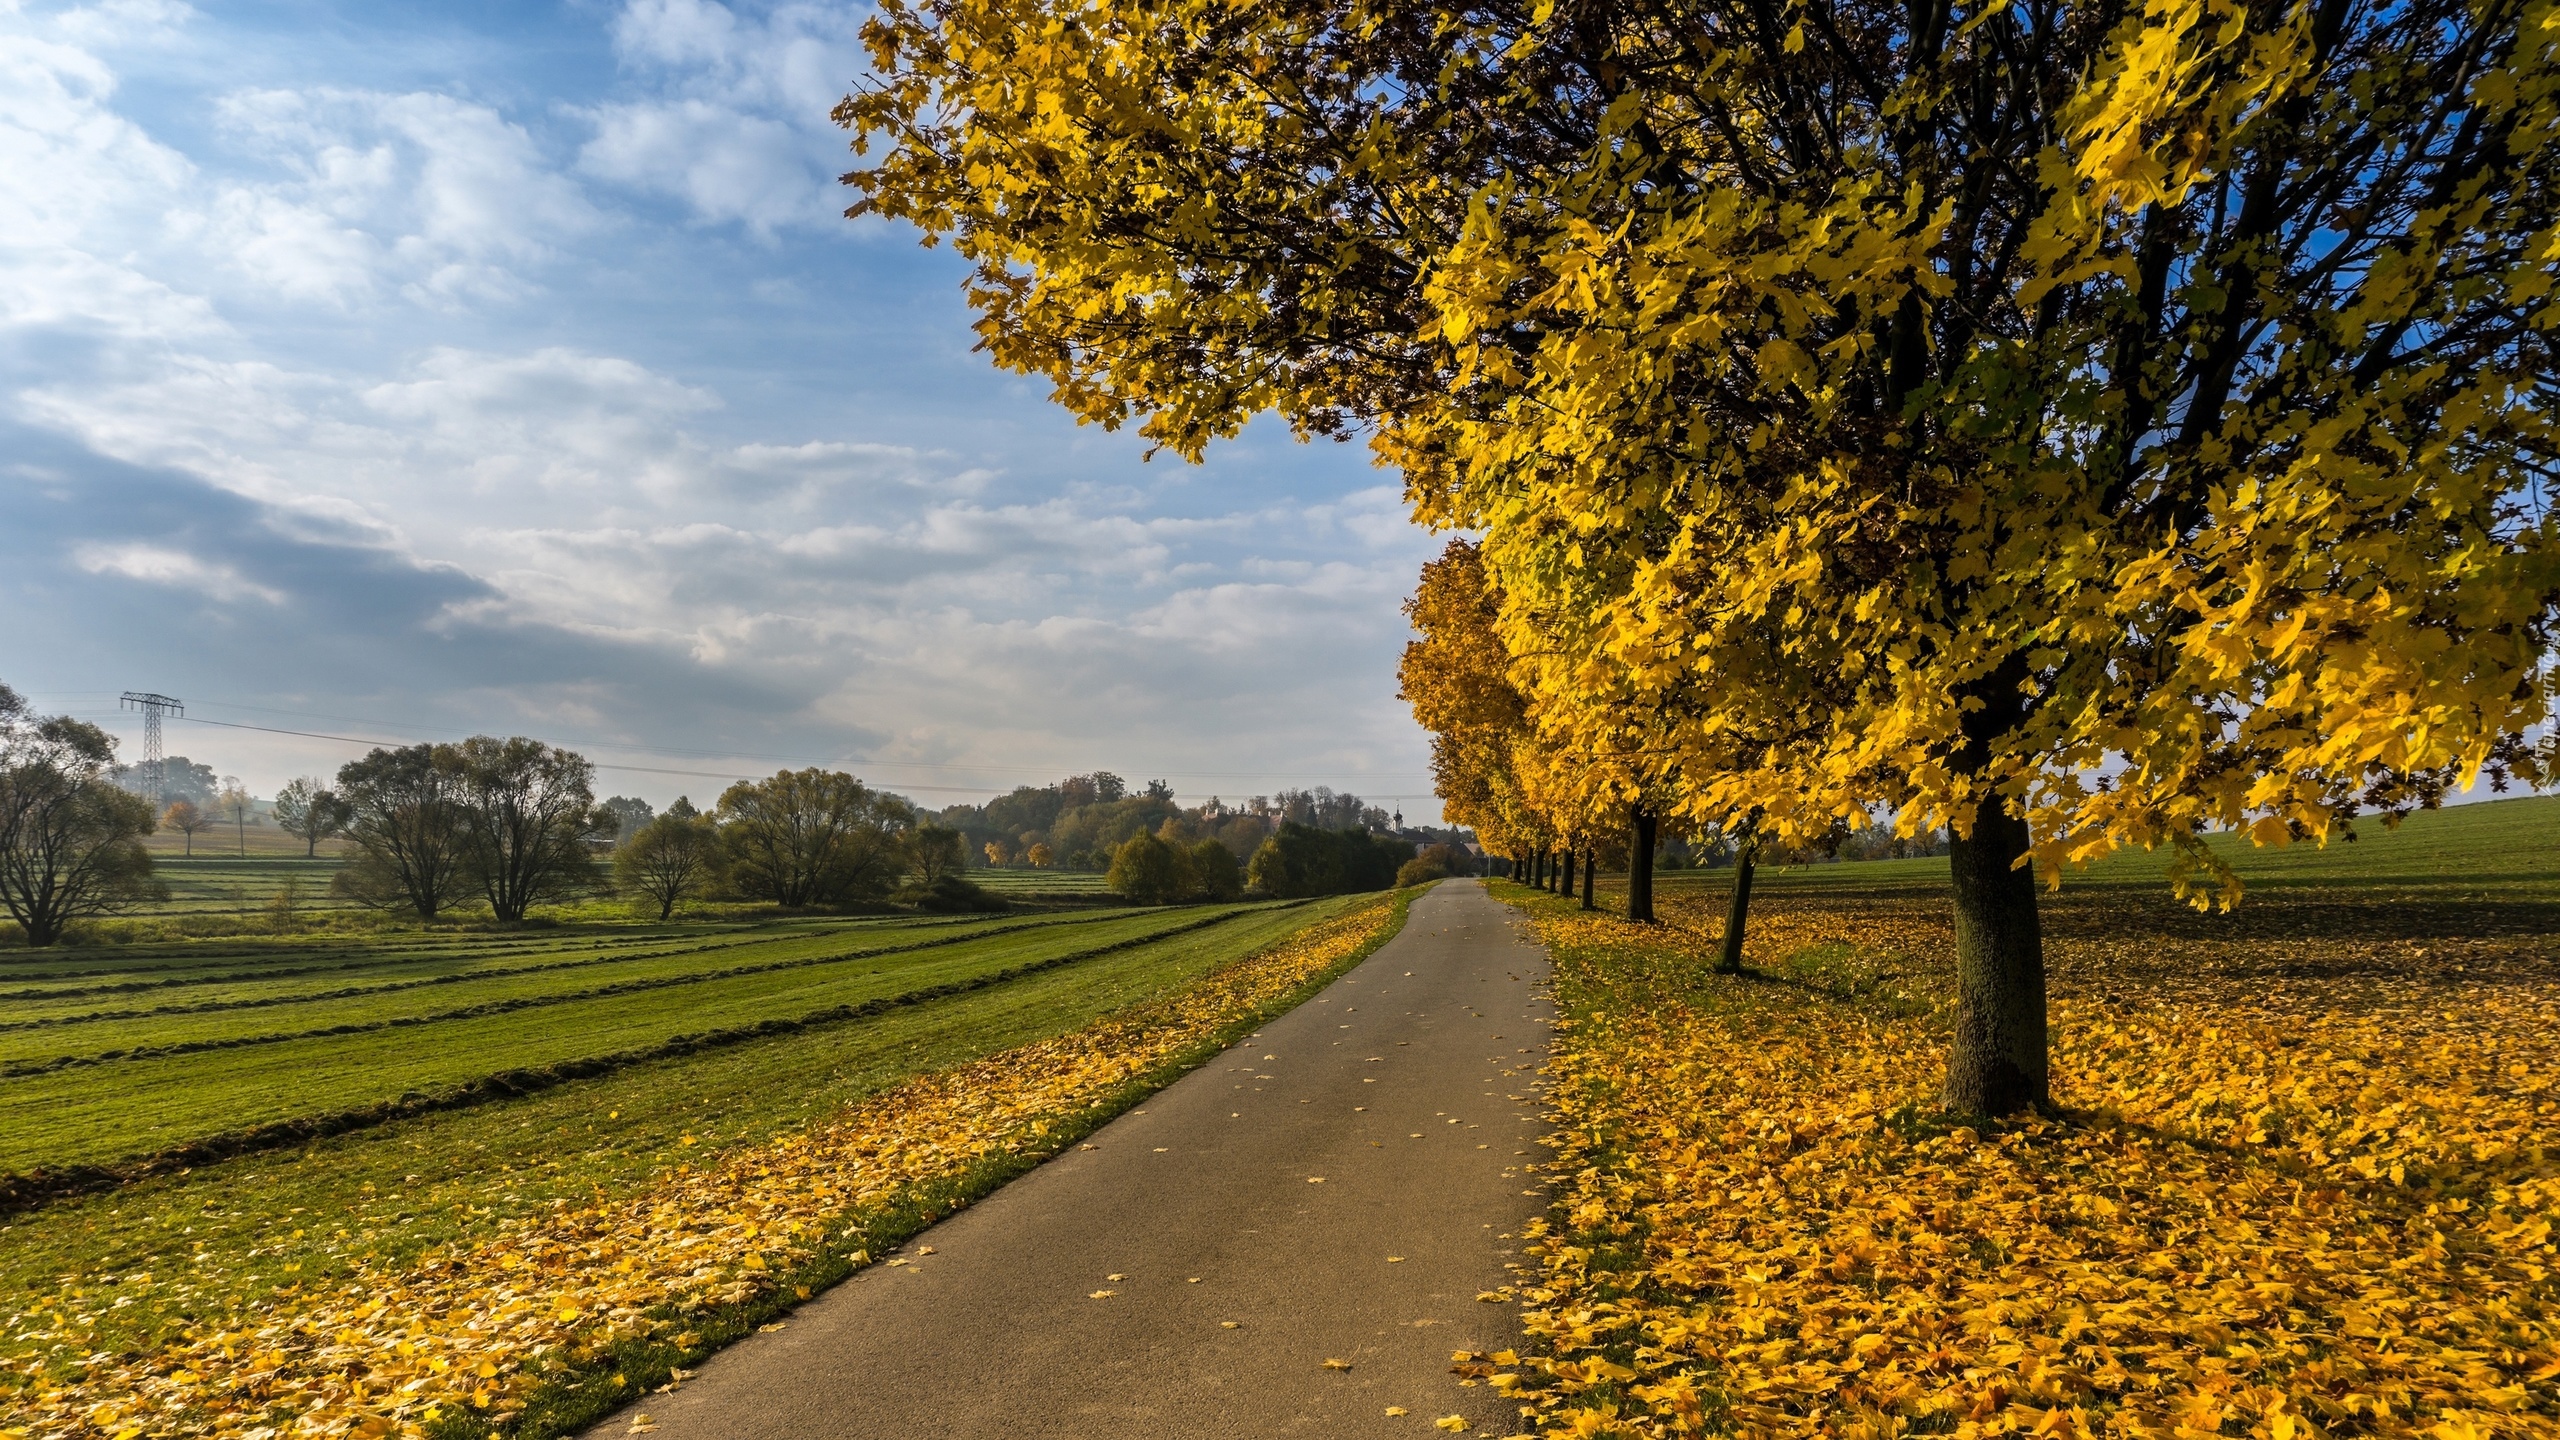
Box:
[588,879,1554,1439]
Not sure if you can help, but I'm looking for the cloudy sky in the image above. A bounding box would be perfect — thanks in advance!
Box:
[1,0,1446,815]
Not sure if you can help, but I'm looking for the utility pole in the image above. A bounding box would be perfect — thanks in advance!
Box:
[118,692,183,804]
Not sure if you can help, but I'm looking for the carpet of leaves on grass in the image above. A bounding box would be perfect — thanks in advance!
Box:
[1,897,1401,1439]
[1486,885,2559,1438]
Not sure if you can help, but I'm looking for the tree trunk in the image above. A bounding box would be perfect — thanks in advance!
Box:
[1627,806,1657,922]
[1716,842,1756,971]
[1944,794,2048,1115]
[1560,846,1575,897]
[1579,847,1595,909]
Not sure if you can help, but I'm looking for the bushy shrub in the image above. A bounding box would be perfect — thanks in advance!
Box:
[894,873,1007,913]
[1108,831,1190,904]
[1189,839,1243,900]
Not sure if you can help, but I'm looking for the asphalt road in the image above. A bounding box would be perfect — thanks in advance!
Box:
[587,879,1554,1439]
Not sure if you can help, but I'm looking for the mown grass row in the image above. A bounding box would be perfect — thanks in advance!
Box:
[0,908,1147,1028]
[0,911,969,989]
[2,915,813,983]
[0,896,1363,1376]
[54,852,1121,929]
[0,908,1245,1076]
[0,903,1288,1176]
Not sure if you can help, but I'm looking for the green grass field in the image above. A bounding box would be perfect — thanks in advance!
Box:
[0,904,1303,1174]
[11,852,1130,947]
[0,894,1366,1369]
[1664,791,2559,899]
[1605,793,2559,1004]
[968,867,1116,896]
[112,854,368,921]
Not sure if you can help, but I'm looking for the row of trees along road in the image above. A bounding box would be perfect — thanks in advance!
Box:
[0,684,163,946]
[848,0,2559,1115]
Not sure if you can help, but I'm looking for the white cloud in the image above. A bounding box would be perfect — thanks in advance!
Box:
[2,5,605,329]
[578,0,862,231]
[0,7,219,334]
[74,540,287,603]
[198,88,604,305]
[25,332,1437,784]
[581,98,819,232]
[47,0,198,48]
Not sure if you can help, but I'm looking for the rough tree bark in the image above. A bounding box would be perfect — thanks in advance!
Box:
[1940,653,2050,1114]
[1715,838,1756,972]
[1627,806,1657,923]
[1579,846,1595,910]
[1944,795,2049,1114]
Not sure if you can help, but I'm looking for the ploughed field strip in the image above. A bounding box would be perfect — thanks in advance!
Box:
[0,902,1288,1176]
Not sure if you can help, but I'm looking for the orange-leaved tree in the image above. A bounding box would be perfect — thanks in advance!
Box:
[1397,540,1537,875]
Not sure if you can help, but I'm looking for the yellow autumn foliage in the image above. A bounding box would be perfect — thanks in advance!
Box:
[848,0,2560,1113]
[4,898,1402,1438]
[1489,887,2559,1437]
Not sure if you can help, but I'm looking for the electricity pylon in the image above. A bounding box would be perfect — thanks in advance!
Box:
[118,692,184,804]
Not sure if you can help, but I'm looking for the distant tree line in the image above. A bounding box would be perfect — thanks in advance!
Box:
[1104,823,1474,905]
[933,774,1447,877]
[108,755,218,807]
[5,692,1484,941]
[311,745,1007,923]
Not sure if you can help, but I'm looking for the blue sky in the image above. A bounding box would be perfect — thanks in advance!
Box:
[1,0,1443,814]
